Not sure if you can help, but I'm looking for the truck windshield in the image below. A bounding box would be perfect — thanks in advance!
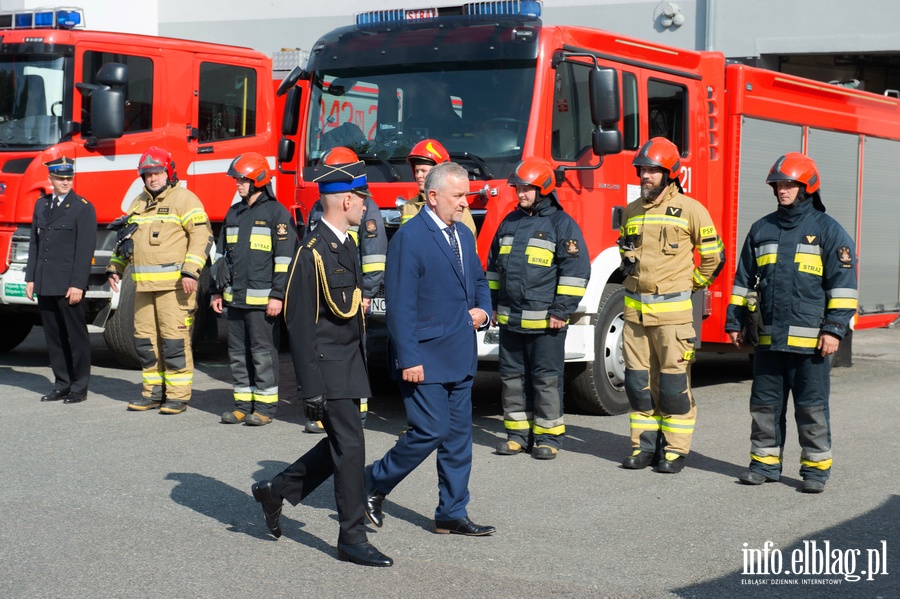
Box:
[306,61,535,182]
[0,54,66,149]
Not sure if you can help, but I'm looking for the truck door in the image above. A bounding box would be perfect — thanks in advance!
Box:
[76,49,158,218]
[189,58,266,220]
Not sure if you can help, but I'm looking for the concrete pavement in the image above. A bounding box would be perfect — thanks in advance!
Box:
[0,325,897,598]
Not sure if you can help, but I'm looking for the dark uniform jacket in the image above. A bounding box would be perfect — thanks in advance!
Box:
[284,223,371,400]
[25,190,97,296]
[726,197,858,353]
[486,197,590,332]
[213,190,296,308]
[307,197,386,298]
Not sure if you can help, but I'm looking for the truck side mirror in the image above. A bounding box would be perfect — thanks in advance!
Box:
[90,87,125,140]
[589,67,620,125]
[282,87,301,136]
[589,67,623,157]
[277,138,296,174]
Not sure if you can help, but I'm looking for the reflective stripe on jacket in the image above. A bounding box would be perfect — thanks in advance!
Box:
[619,183,724,326]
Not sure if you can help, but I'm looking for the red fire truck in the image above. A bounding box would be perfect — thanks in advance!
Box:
[276,0,900,415]
[0,7,288,365]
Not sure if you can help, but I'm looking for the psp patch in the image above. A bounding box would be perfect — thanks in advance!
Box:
[837,246,853,267]
[365,219,378,237]
[566,239,580,254]
[276,223,288,237]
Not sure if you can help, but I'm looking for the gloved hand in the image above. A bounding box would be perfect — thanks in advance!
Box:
[304,394,326,422]
[617,236,637,276]
[108,215,138,261]
[213,257,231,290]
[116,237,135,261]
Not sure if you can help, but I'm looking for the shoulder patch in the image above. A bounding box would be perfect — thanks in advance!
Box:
[566,239,580,254]
[700,226,716,238]
[805,235,818,245]
[276,223,288,237]
[837,246,853,264]
[666,207,683,217]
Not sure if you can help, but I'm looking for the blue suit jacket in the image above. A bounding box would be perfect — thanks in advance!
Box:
[385,209,491,384]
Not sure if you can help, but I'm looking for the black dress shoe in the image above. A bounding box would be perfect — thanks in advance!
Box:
[41,390,69,402]
[337,541,393,567]
[251,481,283,538]
[365,489,386,528]
[434,516,496,536]
[62,392,87,404]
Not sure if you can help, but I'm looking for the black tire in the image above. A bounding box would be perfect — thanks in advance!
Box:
[104,266,140,369]
[566,284,630,416]
[0,314,35,352]
[104,266,214,368]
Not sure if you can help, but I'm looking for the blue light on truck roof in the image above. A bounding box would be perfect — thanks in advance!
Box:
[0,7,84,30]
[465,1,541,17]
[355,1,541,26]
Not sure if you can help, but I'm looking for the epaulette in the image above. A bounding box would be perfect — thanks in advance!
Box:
[81,198,88,204]
[305,234,320,249]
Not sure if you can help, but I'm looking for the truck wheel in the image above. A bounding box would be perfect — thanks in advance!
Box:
[0,314,35,352]
[566,284,629,415]
[104,267,141,369]
[104,267,214,368]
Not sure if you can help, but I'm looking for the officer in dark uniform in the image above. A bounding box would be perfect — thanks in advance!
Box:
[303,147,386,432]
[25,157,97,404]
[250,153,392,567]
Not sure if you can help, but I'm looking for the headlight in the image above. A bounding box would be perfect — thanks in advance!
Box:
[8,238,30,263]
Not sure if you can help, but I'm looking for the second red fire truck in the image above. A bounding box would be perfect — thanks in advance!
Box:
[275,0,900,415]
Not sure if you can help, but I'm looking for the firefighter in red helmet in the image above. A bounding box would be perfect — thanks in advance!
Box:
[107,147,213,414]
[212,152,296,426]
[619,137,724,473]
[487,157,590,459]
[726,152,857,493]
[400,139,477,237]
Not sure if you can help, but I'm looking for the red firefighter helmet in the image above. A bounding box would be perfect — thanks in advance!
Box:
[766,152,820,194]
[138,147,177,181]
[507,157,556,195]
[321,146,360,165]
[407,139,450,168]
[227,152,272,187]
[632,137,681,180]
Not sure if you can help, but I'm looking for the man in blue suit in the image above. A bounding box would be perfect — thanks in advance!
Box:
[365,162,496,537]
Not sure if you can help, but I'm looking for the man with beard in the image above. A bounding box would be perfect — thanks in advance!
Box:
[107,147,213,414]
[618,137,724,474]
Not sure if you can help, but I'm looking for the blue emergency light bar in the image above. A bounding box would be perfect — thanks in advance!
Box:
[355,0,541,26]
[0,7,84,30]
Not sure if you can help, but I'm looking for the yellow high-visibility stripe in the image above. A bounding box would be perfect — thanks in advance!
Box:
[556,285,585,296]
[827,298,857,309]
[504,419,532,430]
[629,415,661,430]
[245,294,269,306]
[533,424,565,435]
[234,392,253,401]
[787,335,818,348]
[625,296,692,314]
[751,454,782,465]
[362,262,385,273]
[252,394,279,404]
[730,295,747,306]
[274,263,289,273]
[801,458,833,470]
[756,255,777,266]
[521,318,550,329]
[132,271,181,282]
[499,245,512,255]
[488,280,500,290]
[164,374,193,386]
[143,373,164,385]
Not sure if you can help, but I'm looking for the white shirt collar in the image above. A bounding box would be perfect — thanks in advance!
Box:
[319,216,347,244]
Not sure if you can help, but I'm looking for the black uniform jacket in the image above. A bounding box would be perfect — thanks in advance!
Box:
[284,223,371,400]
[25,190,97,296]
